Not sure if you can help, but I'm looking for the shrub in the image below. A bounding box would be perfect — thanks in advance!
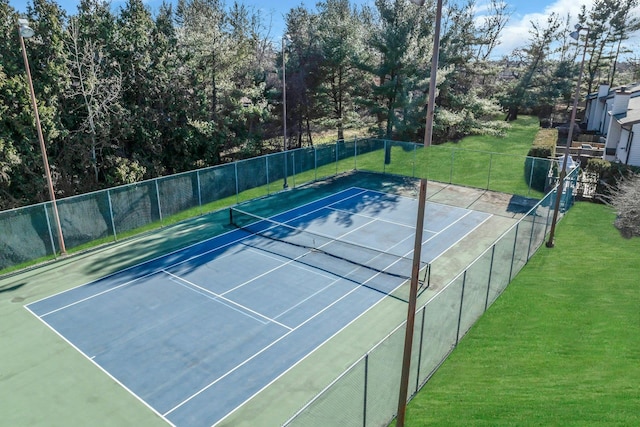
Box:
[525,128,557,192]
[586,159,640,200]
[607,172,640,238]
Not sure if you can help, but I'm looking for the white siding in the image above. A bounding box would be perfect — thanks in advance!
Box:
[616,128,631,161]
[607,118,623,161]
[626,124,640,167]
[587,85,611,132]
[602,99,614,135]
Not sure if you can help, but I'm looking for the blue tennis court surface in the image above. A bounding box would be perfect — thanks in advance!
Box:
[26,187,491,427]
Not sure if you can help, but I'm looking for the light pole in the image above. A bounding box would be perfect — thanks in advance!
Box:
[18,18,67,255]
[396,1,441,426]
[282,34,290,189]
[546,25,589,248]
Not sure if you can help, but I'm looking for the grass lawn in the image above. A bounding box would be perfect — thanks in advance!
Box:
[403,202,640,425]
[354,116,546,198]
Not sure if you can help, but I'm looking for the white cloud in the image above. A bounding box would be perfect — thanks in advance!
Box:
[492,0,593,57]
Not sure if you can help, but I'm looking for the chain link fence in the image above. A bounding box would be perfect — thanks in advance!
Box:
[1,139,557,273]
[283,166,579,426]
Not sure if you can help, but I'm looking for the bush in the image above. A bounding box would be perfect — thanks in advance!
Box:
[525,129,557,192]
[528,128,557,157]
[586,159,640,200]
[607,172,640,238]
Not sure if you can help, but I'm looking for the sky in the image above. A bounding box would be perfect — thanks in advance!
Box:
[8,0,640,57]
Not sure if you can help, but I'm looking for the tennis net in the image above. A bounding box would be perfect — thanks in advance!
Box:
[229,207,429,296]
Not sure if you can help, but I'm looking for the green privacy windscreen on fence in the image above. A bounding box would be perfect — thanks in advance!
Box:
[1,138,565,273]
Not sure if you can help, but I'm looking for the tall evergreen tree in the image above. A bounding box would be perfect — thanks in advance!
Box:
[283,6,323,147]
[365,0,431,139]
[500,13,562,121]
[0,0,27,208]
[316,0,368,141]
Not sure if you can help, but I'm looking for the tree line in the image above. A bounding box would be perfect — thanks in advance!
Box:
[1,0,639,210]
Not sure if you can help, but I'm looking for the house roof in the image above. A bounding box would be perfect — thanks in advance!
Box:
[588,82,640,101]
[618,109,640,127]
[613,97,640,126]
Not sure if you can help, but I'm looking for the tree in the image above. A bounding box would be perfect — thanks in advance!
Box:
[316,0,368,141]
[283,6,323,147]
[0,0,26,209]
[0,0,70,205]
[607,172,640,238]
[500,13,562,122]
[365,0,431,139]
[474,0,511,62]
[65,16,122,183]
[579,0,640,94]
[607,0,640,86]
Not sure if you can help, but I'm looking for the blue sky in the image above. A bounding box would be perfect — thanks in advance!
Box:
[9,0,632,57]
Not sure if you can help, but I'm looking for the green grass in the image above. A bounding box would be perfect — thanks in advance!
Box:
[403,202,640,425]
[354,116,545,198]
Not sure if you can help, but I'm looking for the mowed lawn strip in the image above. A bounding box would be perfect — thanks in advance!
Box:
[404,202,640,425]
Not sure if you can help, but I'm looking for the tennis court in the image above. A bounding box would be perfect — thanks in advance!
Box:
[26,187,491,427]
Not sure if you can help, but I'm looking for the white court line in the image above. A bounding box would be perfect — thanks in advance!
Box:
[215,199,493,426]
[27,187,367,309]
[272,276,346,320]
[38,270,163,318]
[327,204,420,230]
[162,270,292,331]
[220,215,380,297]
[163,255,382,418]
[429,211,494,264]
[244,247,338,281]
[23,304,177,427]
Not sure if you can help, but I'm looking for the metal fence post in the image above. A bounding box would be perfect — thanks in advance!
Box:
[234,162,239,204]
[292,150,297,188]
[455,271,467,345]
[484,245,496,312]
[196,170,202,210]
[543,192,554,238]
[527,211,537,260]
[335,141,342,175]
[155,179,163,223]
[413,144,417,178]
[450,149,455,184]
[415,306,427,393]
[266,155,270,194]
[527,157,536,198]
[363,354,369,427]
[508,223,520,282]
[43,203,57,259]
[487,153,493,190]
[383,140,387,174]
[107,189,117,241]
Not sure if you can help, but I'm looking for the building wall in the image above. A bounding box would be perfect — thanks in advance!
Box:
[616,128,631,162]
[607,119,623,161]
[602,99,613,135]
[587,85,611,132]
[625,124,640,167]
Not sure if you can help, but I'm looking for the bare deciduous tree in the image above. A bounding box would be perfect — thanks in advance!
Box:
[603,172,640,238]
[66,17,122,183]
